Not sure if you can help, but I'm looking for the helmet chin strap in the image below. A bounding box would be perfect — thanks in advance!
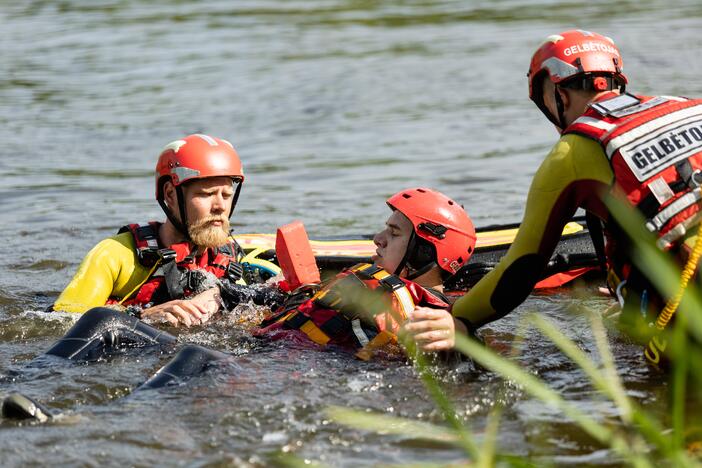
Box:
[554,87,568,132]
[533,76,568,132]
[158,184,192,243]
[404,262,437,281]
[175,185,191,242]
[393,231,438,280]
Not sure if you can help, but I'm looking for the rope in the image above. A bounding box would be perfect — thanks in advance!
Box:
[654,218,702,331]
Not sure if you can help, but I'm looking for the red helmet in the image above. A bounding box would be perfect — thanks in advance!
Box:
[387,188,476,275]
[155,134,244,236]
[155,133,244,200]
[528,30,627,127]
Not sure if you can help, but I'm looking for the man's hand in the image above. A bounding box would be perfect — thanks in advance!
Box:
[402,306,463,352]
[141,287,222,327]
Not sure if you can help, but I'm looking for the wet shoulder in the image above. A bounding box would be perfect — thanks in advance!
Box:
[566,134,613,182]
[532,134,611,192]
[102,231,138,256]
[84,231,140,273]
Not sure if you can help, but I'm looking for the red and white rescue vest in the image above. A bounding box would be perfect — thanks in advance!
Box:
[110,222,243,307]
[565,93,702,250]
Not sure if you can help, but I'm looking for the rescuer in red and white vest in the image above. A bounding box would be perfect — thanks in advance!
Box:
[413,30,702,365]
[53,134,251,327]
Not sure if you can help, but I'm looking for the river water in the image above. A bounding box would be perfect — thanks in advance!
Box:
[1,0,701,466]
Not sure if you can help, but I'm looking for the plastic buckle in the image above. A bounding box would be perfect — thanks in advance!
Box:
[137,247,161,267]
[418,222,447,239]
[158,249,177,263]
[691,169,702,188]
[185,270,200,291]
[227,262,243,281]
[355,264,382,279]
[378,275,405,291]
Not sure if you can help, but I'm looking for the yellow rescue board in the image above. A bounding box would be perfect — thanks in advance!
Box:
[235,221,585,258]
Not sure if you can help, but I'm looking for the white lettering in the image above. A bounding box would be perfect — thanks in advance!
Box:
[562,42,618,57]
[617,118,702,182]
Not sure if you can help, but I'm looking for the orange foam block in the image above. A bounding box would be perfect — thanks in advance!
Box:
[275,221,321,290]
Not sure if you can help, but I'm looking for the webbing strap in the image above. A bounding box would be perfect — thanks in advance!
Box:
[355,331,396,361]
[283,312,331,345]
[646,188,702,232]
[657,210,702,249]
[355,264,415,320]
[136,224,160,249]
[353,263,383,278]
[351,319,370,347]
[299,319,330,345]
[638,179,688,218]
[286,264,415,351]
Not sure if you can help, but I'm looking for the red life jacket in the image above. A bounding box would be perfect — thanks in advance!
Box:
[564,93,702,279]
[109,222,243,307]
[255,263,449,360]
[565,94,702,367]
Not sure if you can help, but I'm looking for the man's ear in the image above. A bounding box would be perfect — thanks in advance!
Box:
[557,86,571,109]
[163,181,177,210]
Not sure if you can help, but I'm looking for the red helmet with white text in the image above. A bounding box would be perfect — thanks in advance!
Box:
[527,30,627,129]
[155,134,244,237]
[387,187,476,278]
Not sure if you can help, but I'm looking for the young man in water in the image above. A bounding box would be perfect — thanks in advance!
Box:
[53,134,252,327]
[413,30,702,366]
[253,187,477,358]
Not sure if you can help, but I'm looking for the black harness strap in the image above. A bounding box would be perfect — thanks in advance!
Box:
[638,180,689,219]
[585,212,608,272]
[675,159,694,187]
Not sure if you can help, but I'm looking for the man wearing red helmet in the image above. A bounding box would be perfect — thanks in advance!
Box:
[420,30,702,362]
[253,187,477,359]
[0,187,476,421]
[53,134,250,327]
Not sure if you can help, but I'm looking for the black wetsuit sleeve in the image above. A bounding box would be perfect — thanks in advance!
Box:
[451,135,613,327]
[218,280,286,310]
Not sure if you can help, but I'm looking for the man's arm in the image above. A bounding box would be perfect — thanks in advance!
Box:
[54,233,231,327]
[451,136,605,326]
[407,135,614,349]
[140,287,222,327]
[53,235,146,313]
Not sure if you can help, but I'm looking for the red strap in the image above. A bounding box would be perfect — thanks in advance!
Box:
[534,267,595,289]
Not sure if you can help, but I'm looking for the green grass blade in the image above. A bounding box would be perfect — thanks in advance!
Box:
[453,333,654,467]
[529,313,632,421]
[535,311,677,457]
[477,406,502,468]
[325,405,459,443]
[588,311,633,420]
[671,316,689,450]
[605,195,702,343]
[402,336,481,458]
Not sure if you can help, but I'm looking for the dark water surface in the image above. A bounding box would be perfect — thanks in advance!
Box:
[1,0,701,465]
